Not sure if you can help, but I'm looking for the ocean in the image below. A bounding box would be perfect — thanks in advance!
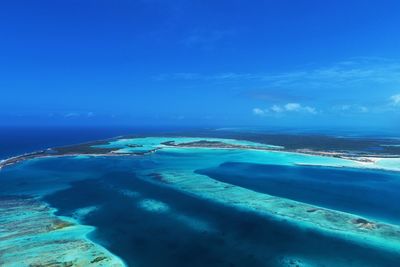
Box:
[1,128,400,266]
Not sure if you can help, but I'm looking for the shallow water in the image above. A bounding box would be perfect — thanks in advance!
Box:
[1,137,400,266]
[197,162,400,224]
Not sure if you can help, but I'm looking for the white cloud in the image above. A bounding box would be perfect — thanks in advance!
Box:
[252,108,266,116]
[339,105,351,111]
[64,112,79,118]
[154,59,400,116]
[63,112,96,118]
[155,58,400,89]
[391,94,400,106]
[282,103,316,114]
[332,104,370,113]
[271,105,283,113]
[304,106,317,114]
[284,103,301,111]
[155,58,400,116]
[253,103,317,116]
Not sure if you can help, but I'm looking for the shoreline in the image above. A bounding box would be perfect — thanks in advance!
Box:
[1,135,399,172]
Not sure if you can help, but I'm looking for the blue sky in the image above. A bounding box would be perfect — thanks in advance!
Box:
[1,0,400,131]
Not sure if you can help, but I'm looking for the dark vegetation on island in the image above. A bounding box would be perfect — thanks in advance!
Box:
[1,130,399,170]
[154,130,400,155]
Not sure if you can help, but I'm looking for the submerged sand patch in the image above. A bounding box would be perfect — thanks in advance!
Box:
[0,196,126,267]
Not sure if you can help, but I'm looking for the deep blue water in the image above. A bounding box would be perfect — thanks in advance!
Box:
[1,156,400,266]
[197,162,400,224]
[0,126,190,159]
[0,126,134,159]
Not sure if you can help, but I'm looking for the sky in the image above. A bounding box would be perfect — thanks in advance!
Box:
[1,0,400,132]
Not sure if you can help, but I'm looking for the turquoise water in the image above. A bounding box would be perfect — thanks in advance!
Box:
[94,136,283,153]
[1,137,400,266]
[197,162,400,224]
